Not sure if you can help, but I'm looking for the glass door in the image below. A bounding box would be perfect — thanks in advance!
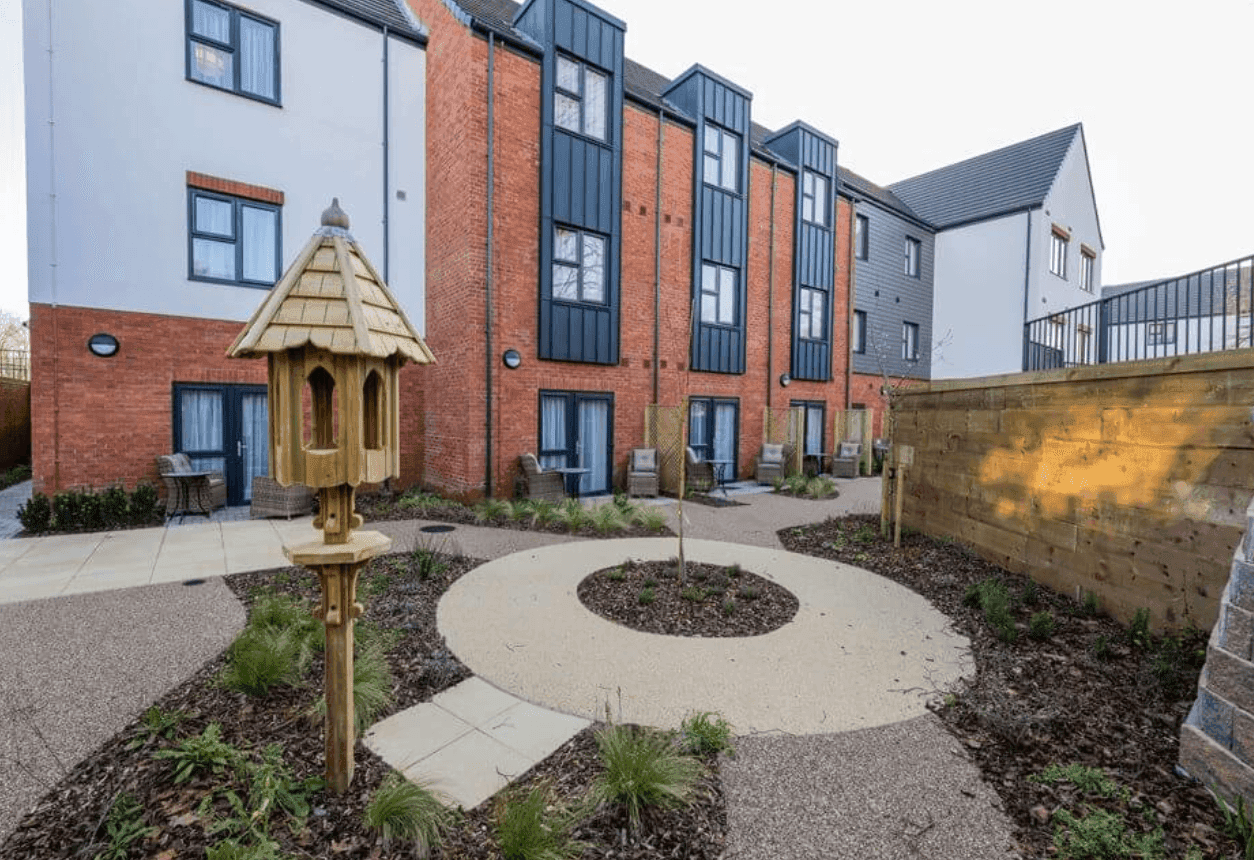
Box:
[174,383,268,505]
[689,397,739,476]
[538,390,614,496]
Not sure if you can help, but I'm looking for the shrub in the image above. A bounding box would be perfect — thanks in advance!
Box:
[153,722,243,783]
[966,578,1018,642]
[78,491,106,531]
[680,586,705,603]
[680,711,733,757]
[220,626,313,696]
[0,463,31,489]
[94,791,157,860]
[364,772,455,856]
[1081,590,1101,616]
[1028,611,1055,641]
[129,483,163,525]
[17,492,52,533]
[475,498,513,523]
[495,782,586,860]
[1127,607,1151,649]
[721,597,736,616]
[804,476,836,499]
[1050,807,1162,859]
[100,484,130,528]
[1021,579,1040,606]
[591,725,703,833]
[52,489,85,530]
[529,500,560,527]
[637,587,655,605]
[606,566,626,582]
[590,503,627,535]
[555,499,591,533]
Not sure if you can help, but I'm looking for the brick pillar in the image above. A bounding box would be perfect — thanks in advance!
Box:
[1178,494,1254,805]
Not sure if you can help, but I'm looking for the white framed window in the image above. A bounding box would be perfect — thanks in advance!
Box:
[853,310,866,353]
[905,237,921,277]
[1148,321,1177,345]
[700,263,737,326]
[855,215,869,260]
[552,225,606,303]
[187,0,279,103]
[554,55,609,142]
[801,171,828,227]
[1050,227,1069,278]
[902,321,919,361]
[189,189,280,286]
[1080,247,1095,292]
[702,124,740,193]
[798,288,825,340]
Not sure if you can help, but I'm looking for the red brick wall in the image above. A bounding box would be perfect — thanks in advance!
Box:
[28,304,266,495]
[849,371,920,439]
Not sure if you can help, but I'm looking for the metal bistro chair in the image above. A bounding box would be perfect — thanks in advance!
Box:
[627,448,659,497]
[518,453,566,502]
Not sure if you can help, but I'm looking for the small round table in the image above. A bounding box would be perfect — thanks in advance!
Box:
[552,467,590,499]
[707,460,732,495]
[167,471,214,521]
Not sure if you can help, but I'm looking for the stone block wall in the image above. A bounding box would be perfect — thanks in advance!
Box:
[1180,495,1254,805]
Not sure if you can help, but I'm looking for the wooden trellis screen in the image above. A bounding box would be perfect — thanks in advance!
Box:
[763,405,804,475]
[644,403,687,496]
[832,408,874,475]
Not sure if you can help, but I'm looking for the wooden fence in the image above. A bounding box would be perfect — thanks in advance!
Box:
[891,349,1254,632]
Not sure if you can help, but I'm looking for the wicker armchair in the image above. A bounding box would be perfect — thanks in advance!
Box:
[518,453,566,502]
[755,442,791,484]
[250,475,313,519]
[684,447,714,492]
[156,453,227,516]
[627,448,659,497]
[832,442,862,479]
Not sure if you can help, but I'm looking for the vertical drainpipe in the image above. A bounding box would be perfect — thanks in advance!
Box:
[652,108,662,404]
[382,26,390,282]
[484,33,496,496]
[45,0,60,490]
[845,199,856,409]
[766,164,777,408]
[1021,210,1033,371]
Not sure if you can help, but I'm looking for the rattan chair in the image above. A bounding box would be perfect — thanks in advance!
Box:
[156,453,227,516]
[755,442,791,484]
[832,442,862,478]
[518,453,566,502]
[684,446,714,492]
[250,475,314,519]
[627,448,659,497]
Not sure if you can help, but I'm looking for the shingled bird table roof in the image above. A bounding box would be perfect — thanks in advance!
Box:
[228,199,434,364]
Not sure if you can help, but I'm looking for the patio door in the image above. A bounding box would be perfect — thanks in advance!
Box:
[174,383,268,506]
[539,390,614,496]
[688,397,738,476]
[791,400,826,455]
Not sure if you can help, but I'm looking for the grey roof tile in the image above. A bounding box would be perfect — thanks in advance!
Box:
[888,124,1080,229]
[315,0,426,38]
[837,166,927,225]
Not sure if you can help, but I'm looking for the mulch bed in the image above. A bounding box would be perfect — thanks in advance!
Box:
[680,492,746,508]
[779,514,1241,859]
[577,558,799,637]
[2,547,726,859]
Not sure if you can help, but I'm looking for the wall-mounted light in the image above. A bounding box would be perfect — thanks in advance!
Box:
[779,373,791,387]
[502,349,522,369]
[87,333,120,358]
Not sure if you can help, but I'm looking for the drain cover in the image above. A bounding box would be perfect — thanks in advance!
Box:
[182,578,206,586]
[420,524,455,533]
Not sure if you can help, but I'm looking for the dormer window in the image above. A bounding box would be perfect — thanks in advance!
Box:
[555,55,608,141]
[802,172,828,227]
[703,124,739,193]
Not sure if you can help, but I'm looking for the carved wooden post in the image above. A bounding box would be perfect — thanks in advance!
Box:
[229,199,435,792]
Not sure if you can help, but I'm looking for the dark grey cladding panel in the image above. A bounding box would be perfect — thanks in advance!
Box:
[798,222,833,289]
[700,188,745,266]
[764,121,838,175]
[544,302,615,363]
[552,134,615,233]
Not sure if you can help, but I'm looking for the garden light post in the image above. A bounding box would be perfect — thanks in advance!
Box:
[228,199,435,793]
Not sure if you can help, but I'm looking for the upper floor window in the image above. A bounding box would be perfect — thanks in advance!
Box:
[902,321,920,361]
[1050,226,1069,278]
[801,172,828,227]
[552,225,606,303]
[187,0,279,104]
[855,215,869,260]
[904,237,921,277]
[703,124,739,193]
[700,263,737,326]
[555,55,608,141]
[798,287,825,340]
[1080,246,1095,292]
[189,189,280,287]
[1148,321,1177,345]
[853,310,866,354]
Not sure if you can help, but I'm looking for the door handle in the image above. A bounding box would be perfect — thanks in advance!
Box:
[237,440,244,455]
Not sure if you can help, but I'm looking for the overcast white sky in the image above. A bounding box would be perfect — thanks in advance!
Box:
[1,0,1252,319]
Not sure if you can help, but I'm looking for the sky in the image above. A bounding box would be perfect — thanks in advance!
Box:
[0,0,1252,319]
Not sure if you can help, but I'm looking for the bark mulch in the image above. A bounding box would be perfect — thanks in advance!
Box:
[779,514,1242,859]
[577,558,799,637]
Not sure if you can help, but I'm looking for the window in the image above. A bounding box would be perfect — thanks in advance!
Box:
[904,237,921,277]
[554,55,608,141]
[855,215,868,260]
[702,124,739,193]
[539,391,613,496]
[700,263,737,326]
[1148,321,1177,345]
[187,0,279,103]
[798,288,825,340]
[1080,247,1095,292]
[802,171,827,227]
[688,397,738,475]
[552,226,606,303]
[1050,227,1068,278]
[189,189,280,286]
[853,310,866,354]
[902,321,919,361]
[791,400,825,456]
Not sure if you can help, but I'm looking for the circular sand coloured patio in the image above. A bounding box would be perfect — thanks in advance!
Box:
[437,538,972,735]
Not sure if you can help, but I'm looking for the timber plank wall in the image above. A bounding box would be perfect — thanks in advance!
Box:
[892,349,1254,632]
[0,379,30,473]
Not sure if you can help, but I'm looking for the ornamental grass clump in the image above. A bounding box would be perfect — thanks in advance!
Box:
[590,502,627,535]
[312,639,394,736]
[364,773,455,858]
[590,724,703,835]
[220,626,314,697]
[494,782,587,860]
[679,711,733,757]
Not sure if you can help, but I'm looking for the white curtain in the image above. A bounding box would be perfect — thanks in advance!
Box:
[180,390,225,475]
[239,17,275,99]
[192,1,230,41]
[578,399,609,494]
[242,392,268,501]
[241,205,276,282]
[539,396,566,470]
[689,400,708,458]
[713,403,736,467]
[583,68,607,140]
[805,405,823,455]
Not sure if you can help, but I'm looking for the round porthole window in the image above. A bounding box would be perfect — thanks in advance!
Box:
[502,349,522,369]
[88,333,120,358]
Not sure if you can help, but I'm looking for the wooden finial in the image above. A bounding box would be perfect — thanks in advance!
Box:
[322,198,350,230]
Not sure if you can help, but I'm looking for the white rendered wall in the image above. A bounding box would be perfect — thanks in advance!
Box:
[23,0,426,329]
[1028,133,1103,319]
[930,211,1028,379]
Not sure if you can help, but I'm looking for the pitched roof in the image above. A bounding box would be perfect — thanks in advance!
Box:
[230,200,435,364]
[314,0,426,40]
[888,124,1081,229]
[837,166,927,225]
